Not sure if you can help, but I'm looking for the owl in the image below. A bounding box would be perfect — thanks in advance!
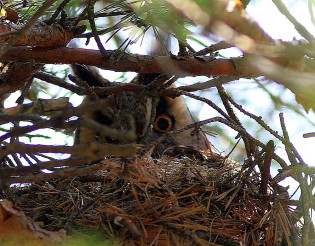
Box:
[71,64,210,158]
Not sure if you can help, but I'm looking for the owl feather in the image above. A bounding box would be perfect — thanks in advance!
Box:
[71,64,209,158]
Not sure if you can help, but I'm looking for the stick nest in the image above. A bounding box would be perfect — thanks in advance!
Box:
[3,149,298,246]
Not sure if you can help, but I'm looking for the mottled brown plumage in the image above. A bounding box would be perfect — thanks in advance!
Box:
[71,64,209,157]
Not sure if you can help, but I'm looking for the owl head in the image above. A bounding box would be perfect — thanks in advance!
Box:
[71,64,209,158]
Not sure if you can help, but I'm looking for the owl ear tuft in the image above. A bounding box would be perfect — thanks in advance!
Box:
[70,64,108,87]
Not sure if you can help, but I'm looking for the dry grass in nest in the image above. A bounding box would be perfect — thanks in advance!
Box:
[3,150,298,246]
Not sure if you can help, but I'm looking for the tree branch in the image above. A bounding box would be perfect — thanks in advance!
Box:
[0,0,58,57]
[0,142,137,157]
[0,47,256,77]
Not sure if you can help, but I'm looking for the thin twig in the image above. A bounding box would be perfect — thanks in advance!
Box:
[0,102,88,142]
[259,140,274,194]
[279,113,312,246]
[0,0,58,58]
[177,76,240,92]
[92,83,145,96]
[16,78,33,104]
[0,30,18,38]
[165,88,231,120]
[223,87,287,143]
[46,0,72,24]
[272,0,315,42]
[0,113,43,124]
[279,113,306,166]
[217,85,256,158]
[11,153,23,167]
[0,141,137,158]
[68,74,98,99]
[64,199,95,232]
[142,116,256,156]
[1,162,104,186]
[195,41,233,56]
[20,153,35,166]
[0,157,89,178]
[0,100,138,143]
[303,132,315,138]
[88,0,108,58]
[279,113,297,165]
[35,72,85,95]
[29,153,57,161]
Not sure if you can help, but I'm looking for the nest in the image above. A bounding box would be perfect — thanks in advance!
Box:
[2,147,300,246]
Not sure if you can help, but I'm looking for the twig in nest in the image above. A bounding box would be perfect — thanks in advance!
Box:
[217,85,256,158]
[259,140,274,194]
[64,199,95,232]
[219,85,286,143]
[279,113,313,246]
[279,113,305,165]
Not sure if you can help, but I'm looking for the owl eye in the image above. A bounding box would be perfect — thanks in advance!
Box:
[154,114,174,133]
